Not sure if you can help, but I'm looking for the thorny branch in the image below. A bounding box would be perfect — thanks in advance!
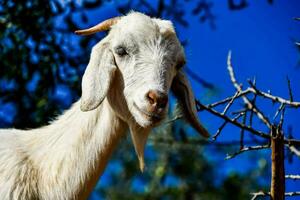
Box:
[194,51,300,199]
[197,51,300,146]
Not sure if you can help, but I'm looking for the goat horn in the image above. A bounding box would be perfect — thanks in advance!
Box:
[74,17,120,36]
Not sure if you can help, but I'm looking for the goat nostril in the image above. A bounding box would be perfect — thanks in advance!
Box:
[146,90,168,109]
[146,90,157,105]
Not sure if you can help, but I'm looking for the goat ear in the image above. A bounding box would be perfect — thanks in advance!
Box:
[81,42,116,111]
[171,70,210,138]
[152,18,175,36]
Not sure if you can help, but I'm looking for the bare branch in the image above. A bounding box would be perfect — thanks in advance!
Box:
[193,50,300,199]
[240,111,247,149]
[247,82,300,107]
[278,106,286,130]
[208,89,251,108]
[250,191,270,200]
[285,175,300,180]
[196,101,270,139]
[225,144,270,160]
[273,103,284,121]
[285,191,300,196]
[288,140,300,147]
[287,145,300,158]
[227,51,272,128]
[212,112,244,141]
[249,94,257,126]
[222,91,240,115]
[212,121,227,141]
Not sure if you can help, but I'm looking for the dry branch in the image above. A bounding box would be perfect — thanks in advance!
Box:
[225,144,270,160]
[195,51,300,199]
[285,175,300,180]
[288,145,300,158]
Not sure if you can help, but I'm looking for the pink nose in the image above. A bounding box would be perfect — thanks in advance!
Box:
[146,90,168,109]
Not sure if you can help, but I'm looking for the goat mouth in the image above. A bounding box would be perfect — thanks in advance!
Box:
[133,103,163,123]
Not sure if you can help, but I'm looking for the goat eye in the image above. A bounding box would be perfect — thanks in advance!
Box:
[115,46,127,56]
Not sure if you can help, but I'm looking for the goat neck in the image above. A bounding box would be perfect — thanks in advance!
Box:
[24,99,127,199]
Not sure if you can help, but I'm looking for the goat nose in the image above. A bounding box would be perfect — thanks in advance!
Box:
[146,90,168,109]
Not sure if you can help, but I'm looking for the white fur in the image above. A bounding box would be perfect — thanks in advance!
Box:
[0,12,207,199]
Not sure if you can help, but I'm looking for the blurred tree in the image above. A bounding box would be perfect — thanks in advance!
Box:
[0,0,88,128]
[0,0,272,199]
[94,121,268,199]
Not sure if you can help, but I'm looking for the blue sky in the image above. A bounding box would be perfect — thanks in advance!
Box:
[183,0,300,194]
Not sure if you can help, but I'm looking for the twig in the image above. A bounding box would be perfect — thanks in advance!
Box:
[247,82,300,107]
[284,191,300,196]
[250,191,270,200]
[240,111,247,149]
[273,103,284,121]
[278,106,286,129]
[212,121,227,141]
[212,112,244,141]
[208,89,251,108]
[227,51,272,128]
[198,100,300,147]
[285,175,300,180]
[249,94,256,126]
[222,91,240,114]
[231,108,247,115]
[225,144,270,160]
[288,145,300,158]
[287,140,300,147]
[196,101,270,139]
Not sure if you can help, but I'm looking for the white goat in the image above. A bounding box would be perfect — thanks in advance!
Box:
[0,12,209,200]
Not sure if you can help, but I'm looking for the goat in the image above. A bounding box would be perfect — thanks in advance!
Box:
[0,11,209,200]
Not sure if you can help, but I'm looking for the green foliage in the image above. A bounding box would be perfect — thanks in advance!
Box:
[0,0,95,128]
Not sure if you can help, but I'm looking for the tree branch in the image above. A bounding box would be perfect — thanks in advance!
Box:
[227,51,272,128]
[285,175,300,180]
[225,144,270,160]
